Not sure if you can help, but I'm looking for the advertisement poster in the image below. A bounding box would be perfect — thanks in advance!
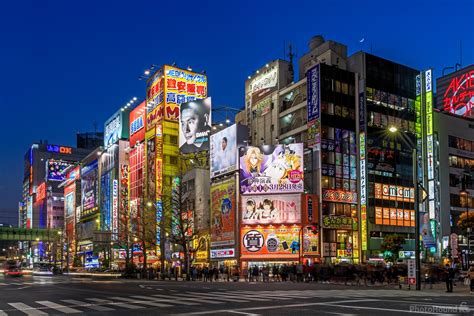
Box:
[436,65,474,118]
[81,160,99,215]
[210,178,236,247]
[104,110,129,148]
[100,171,112,229]
[239,144,304,194]
[163,65,208,121]
[210,125,237,178]
[247,64,278,105]
[129,101,146,146]
[241,226,300,258]
[241,194,301,225]
[47,159,74,181]
[303,228,319,255]
[65,192,74,218]
[179,97,212,153]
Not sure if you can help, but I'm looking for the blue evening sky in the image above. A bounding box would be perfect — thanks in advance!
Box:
[0,0,472,224]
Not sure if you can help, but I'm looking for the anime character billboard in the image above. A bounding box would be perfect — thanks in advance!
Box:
[239,144,304,194]
[210,178,236,247]
[241,194,301,225]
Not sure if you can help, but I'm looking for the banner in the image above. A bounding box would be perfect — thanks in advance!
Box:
[239,144,304,194]
[179,97,212,153]
[241,194,301,225]
[210,178,236,247]
[241,226,300,258]
[210,124,238,178]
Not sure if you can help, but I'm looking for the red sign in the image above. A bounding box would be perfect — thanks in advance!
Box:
[36,182,46,202]
[438,67,474,117]
[129,101,146,146]
[408,277,416,285]
[322,189,357,204]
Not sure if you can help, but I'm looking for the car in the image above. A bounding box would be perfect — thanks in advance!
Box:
[3,260,24,277]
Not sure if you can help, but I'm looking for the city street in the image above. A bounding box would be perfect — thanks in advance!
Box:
[0,276,472,315]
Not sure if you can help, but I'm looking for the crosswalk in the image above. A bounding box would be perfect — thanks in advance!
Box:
[0,289,469,315]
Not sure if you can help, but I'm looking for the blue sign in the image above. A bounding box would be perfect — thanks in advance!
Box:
[307,64,320,122]
[130,116,144,135]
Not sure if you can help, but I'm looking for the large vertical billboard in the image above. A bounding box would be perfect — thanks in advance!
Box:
[81,160,99,216]
[210,178,236,247]
[104,110,130,148]
[179,97,212,153]
[146,69,165,130]
[210,124,249,178]
[239,144,304,194]
[436,65,474,118]
[129,101,146,146]
[307,64,321,149]
[146,65,208,126]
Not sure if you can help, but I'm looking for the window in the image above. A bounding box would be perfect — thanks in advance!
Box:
[170,156,178,165]
[169,135,178,145]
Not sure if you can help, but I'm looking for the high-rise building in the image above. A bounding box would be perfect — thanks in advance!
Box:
[76,132,104,150]
[20,142,92,230]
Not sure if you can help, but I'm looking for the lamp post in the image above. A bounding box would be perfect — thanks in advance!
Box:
[58,231,63,271]
[388,126,421,290]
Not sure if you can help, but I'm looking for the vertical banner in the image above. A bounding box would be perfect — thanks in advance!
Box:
[307,64,321,150]
[112,179,118,240]
[119,164,129,241]
[359,88,368,251]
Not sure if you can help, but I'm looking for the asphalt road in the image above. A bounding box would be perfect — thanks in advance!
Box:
[0,275,472,315]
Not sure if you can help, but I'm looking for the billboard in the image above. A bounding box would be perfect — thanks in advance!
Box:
[104,110,130,148]
[247,64,278,105]
[47,159,74,181]
[210,124,249,178]
[239,143,304,194]
[36,182,46,202]
[129,101,146,146]
[307,64,321,149]
[146,69,165,129]
[241,194,301,225]
[210,178,236,247]
[81,160,99,215]
[179,97,212,153]
[65,192,74,218]
[164,65,208,121]
[436,65,474,118]
[241,226,300,258]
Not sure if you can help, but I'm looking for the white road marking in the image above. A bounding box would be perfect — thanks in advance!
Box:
[111,296,172,307]
[170,299,377,315]
[185,292,249,302]
[86,298,145,309]
[36,301,82,314]
[61,299,115,311]
[8,302,48,316]
[130,295,199,305]
[202,292,271,302]
[152,293,224,304]
[0,310,7,316]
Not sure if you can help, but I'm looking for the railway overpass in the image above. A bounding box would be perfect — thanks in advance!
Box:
[0,227,60,242]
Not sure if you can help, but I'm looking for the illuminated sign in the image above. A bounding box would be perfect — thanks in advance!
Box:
[241,226,300,258]
[210,248,235,259]
[321,216,357,230]
[374,183,415,202]
[241,194,301,225]
[239,144,304,194]
[358,89,368,251]
[437,66,474,117]
[129,101,146,146]
[36,182,46,202]
[211,178,236,247]
[247,63,278,105]
[46,145,72,154]
[307,64,321,149]
[179,98,212,153]
[322,189,357,204]
[112,179,118,240]
[47,159,74,181]
[375,207,415,227]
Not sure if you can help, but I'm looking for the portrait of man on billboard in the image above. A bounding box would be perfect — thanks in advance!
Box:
[179,97,212,153]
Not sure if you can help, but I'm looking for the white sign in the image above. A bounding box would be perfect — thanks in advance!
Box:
[112,179,118,240]
[425,69,432,92]
[210,248,235,259]
[427,135,434,179]
[105,114,121,148]
[249,67,278,94]
[407,259,416,284]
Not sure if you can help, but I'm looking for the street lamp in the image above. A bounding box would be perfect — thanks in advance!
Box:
[388,126,421,290]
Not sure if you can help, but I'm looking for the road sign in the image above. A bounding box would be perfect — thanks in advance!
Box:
[407,259,416,285]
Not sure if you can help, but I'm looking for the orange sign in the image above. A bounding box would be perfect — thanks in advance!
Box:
[36,182,46,202]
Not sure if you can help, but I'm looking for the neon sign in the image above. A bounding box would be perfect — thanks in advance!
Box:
[441,69,474,117]
[47,145,72,154]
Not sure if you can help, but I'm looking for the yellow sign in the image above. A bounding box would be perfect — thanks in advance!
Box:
[163,65,207,121]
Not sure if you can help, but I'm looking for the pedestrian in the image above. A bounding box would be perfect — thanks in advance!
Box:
[243,266,248,282]
[203,266,209,282]
[445,264,455,292]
